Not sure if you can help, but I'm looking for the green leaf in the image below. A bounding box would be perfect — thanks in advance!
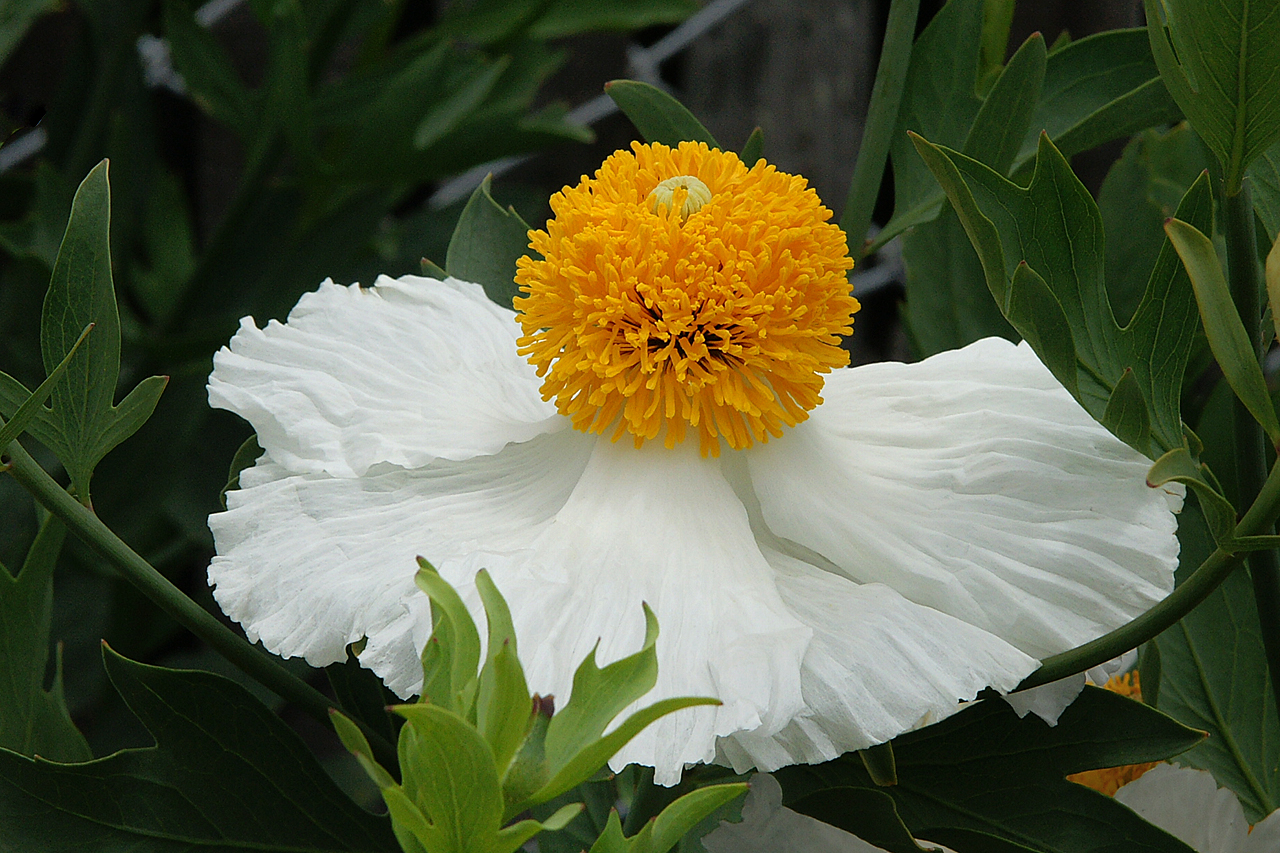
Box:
[590,783,748,853]
[1099,125,1213,325]
[1250,137,1280,239]
[790,787,931,853]
[529,0,697,39]
[0,323,92,452]
[219,432,264,509]
[740,127,764,167]
[332,709,398,792]
[911,132,1214,457]
[0,516,90,763]
[858,740,898,788]
[394,703,506,852]
[1006,261,1078,399]
[162,0,255,135]
[475,570,532,773]
[327,644,395,746]
[1102,368,1153,453]
[1146,447,1239,545]
[777,688,1203,853]
[1145,0,1280,192]
[604,80,719,149]
[544,604,661,768]
[962,33,1047,176]
[414,57,512,151]
[445,174,534,310]
[0,647,399,852]
[23,161,168,504]
[414,559,481,716]
[1165,216,1280,445]
[0,0,57,68]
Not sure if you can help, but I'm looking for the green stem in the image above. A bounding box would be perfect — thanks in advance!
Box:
[1020,454,1280,689]
[1225,181,1280,716]
[839,0,920,262]
[1,438,398,770]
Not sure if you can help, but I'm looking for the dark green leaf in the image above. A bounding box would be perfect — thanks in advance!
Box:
[0,0,57,68]
[740,127,764,167]
[1165,216,1280,445]
[445,174,534,309]
[777,689,1202,853]
[911,133,1213,457]
[0,516,91,763]
[604,80,719,149]
[328,645,395,746]
[1250,137,1280,240]
[162,0,255,134]
[219,432,263,509]
[790,787,930,853]
[858,740,898,787]
[1102,368,1152,453]
[1006,261,1078,399]
[1146,447,1239,545]
[0,647,399,852]
[1145,0,1280,191]
[414,57,512,151]
[0,162,72,267]
[963,33,1046,176]
[0,323,92,451]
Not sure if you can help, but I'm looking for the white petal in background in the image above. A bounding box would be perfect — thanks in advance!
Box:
[208,429,594,697]
[747,338,1181,661]
[701,774,956,853]
[1115,764,1280,853]
[208,276,561,478]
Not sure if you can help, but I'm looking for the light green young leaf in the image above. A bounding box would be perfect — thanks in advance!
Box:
[475,570,532,773]
[0,517,90,763]
[1145,0,1280,192]
[911,132,1213,457]
[414,560,481,716]
[446,174,534,310]
[494,803,584,853]
[588,783,747,853]
[1164,216,1280,445]
[604,79,719,149]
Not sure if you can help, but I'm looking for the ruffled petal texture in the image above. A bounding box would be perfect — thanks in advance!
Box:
[746,337,1182,660]
[208,273,1182,785]
[208,275,561,478]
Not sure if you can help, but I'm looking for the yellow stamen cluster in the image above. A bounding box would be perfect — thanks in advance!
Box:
[1066,672,1158,796]
[515,141,858,455]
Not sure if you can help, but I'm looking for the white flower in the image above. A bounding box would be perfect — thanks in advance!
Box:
[206,143,1182,786]
[1115,764,1280,852]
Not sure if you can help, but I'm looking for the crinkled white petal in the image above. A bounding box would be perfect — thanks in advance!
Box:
[464,438,812,786]
[208,429,594,697]
[715,548,1036,773]
[208,275,561,478]
[746,337,1182,660]
[1115,764,1255,853]
[701,774,957,853]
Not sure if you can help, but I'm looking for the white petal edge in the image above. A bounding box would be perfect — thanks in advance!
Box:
[208,429,595,697]
[208,275,562,478]
[746,337,1183,660]
[715,547,1036,773]
[1115,764,1250,853]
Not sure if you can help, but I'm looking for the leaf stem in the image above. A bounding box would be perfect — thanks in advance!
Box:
[1020,454,1280,689]
[1225,180,1280,716]
[839,0,921,262]
[0,438,399,770]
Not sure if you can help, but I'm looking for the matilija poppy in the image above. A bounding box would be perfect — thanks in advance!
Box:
[206,141,1181,785]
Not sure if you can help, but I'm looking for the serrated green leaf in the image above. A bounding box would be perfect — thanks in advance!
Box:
[414,559,482,716]
[0,516,90,763]
[962,33,1046,175]
[740,127,764,167]
[162,0,255,134]
[604,80,719,149]
[777,688,1202,853]
[394,703,505,851]
[446,174,534,309]
[1145,0,1280,192]
[0,647,399,852]
[911,132,1213,457]
[1165,216,1280,445]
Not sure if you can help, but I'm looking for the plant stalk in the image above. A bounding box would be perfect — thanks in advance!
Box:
[839,0,921,263]
[1225,181,1280,716]
[1,437,398,770]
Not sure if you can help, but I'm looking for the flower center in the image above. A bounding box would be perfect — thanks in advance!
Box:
[514,141,859,455]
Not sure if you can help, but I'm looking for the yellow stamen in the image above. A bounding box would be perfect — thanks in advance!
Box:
[515,141,858,455]
[1067,672,1158,796]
